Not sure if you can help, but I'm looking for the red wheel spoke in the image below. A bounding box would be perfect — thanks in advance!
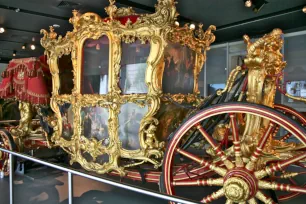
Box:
[172,178,223,187]
[255,191,276,204]
[229,113,244,167]
[273,125,280,136]
[255,152,306,179]
[259,180,306,194]
[289,178,298,185]
[280,132,292,142]
[196,124,234,170]
[176,148,227,176]
[201,188,225,203]
[246,123,275,171]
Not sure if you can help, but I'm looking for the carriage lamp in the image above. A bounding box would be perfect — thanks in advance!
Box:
[245,0,252,7]
[13,50,16,57]
[0,27,5,33]
[30,44,36,50]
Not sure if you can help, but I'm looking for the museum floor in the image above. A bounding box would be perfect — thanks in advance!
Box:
[0,164,306,204]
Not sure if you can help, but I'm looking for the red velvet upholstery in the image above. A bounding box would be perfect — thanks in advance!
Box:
[0,57,51,105]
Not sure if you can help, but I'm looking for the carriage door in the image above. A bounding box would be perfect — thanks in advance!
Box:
[118,39,151,151]
[80,35,110,164]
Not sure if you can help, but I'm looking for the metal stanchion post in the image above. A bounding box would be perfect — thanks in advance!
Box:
[9,154,14,204]
[68,172,73,204]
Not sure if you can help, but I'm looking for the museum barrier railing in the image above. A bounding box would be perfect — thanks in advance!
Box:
[0,147,198,204]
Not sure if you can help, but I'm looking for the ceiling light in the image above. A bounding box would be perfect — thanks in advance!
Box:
[30,44,36,50]
[32,37,35,42]
[13,51,16,57]
[15,8,20,12]
[0,27,5,33]
[303,6,306,13]
[22,44,26,50]
[245,0,252,7]
[53,24,60,28]
[190,24,196,30]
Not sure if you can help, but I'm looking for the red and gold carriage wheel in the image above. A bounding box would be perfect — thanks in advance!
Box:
[162,103,306,203]
[0,130,16,177]
[273,104,306,202]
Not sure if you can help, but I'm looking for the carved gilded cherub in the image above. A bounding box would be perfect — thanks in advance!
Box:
[144,124,165,150]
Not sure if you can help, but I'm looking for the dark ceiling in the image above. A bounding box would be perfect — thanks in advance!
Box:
[0,0,306,63]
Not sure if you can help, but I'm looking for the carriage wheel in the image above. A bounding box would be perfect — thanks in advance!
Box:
[273,104,306,202]
[162,102,306,203]
[0,130,16,177]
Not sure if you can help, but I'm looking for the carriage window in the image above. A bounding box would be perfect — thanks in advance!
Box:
[59,55,74,94]
[81,107,109,145]
[119,40,150,94]
[82,36,109,94]
[162,43,195,94]
[59,103,74,141]
[119,103,148,150]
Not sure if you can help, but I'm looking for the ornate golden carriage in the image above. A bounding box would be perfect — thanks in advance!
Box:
[35,0,306,203]
[40,0,215,175]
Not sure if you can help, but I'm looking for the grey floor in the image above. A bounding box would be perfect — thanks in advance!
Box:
[0,164,306,204]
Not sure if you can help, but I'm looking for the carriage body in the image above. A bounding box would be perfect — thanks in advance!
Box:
[40,0,216,175]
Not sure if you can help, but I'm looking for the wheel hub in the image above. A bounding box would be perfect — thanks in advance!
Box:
[224,177,250,202]
[224,168,258,202]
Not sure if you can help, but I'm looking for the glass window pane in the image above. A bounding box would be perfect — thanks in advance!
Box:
[59,103,74,140]
[206,46,227,95]
[162,43,195,94]
[58,55,74,94]
[81,107,109,143]
[120,40,150,94]
[283,34,306,111]
[119,103,148,150]
[82,36,109,94]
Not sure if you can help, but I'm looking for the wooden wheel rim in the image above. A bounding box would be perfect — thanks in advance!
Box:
[163,103,306,203]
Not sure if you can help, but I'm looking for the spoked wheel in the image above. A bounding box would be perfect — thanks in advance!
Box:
[162,103,306,203]
[0,130,16,176]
